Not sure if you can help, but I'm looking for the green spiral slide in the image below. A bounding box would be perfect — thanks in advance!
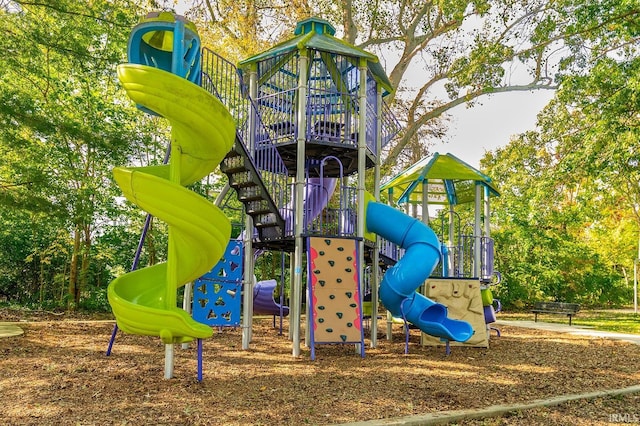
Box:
[107,64,236,344]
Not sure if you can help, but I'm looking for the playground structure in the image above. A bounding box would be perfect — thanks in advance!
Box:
[107,11,502,379]
[380,153,502,349]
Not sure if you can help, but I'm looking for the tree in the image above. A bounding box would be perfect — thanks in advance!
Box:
[0,0,164,307]
[1,0,635,310]
[175,0,638,173]
[478,0,638,307]
[480,130,628,308]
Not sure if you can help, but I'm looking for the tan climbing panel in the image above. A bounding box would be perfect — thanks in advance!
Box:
[308,237,362,343]
[421,278,488,348]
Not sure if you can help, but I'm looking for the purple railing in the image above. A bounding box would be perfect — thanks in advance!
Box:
[436,235,495,280]
[481,237,495,281]
[380,101,401,150]
[201,46,401,242]
[201,47,291,215]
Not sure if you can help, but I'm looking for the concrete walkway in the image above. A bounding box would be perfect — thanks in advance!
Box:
[0,323,24,338]
[341,384,640,426]
[496,319,640,346]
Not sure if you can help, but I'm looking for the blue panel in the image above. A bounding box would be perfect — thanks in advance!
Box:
[192,240,243,326]
[192,279,242,326]
[200,240,243,281]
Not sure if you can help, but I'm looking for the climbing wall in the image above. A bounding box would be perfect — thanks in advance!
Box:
[307,237,364,359]
[192,240,243,327]
[421,278,488,348]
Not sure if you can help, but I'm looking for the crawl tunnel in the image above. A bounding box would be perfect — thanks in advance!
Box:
[127,11,201,86]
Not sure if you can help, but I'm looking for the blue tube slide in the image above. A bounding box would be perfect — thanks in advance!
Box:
[366,202,473,342]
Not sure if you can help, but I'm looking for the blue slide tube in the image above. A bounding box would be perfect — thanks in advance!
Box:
[366,202,473,342]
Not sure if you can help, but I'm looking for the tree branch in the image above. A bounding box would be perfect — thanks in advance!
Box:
[384,82,558,167]
[14,0,133,27]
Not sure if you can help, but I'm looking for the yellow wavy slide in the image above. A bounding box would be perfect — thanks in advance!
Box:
[107,64,236,344]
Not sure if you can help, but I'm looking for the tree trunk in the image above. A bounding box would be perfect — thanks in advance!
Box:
[79,223,92,299]
[39,259,44,305]
[67,228,81,310]
[59,262,68,303]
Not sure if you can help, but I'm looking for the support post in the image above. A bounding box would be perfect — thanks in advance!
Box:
[421,179,429,346]
[473,183,482,278]
[356,60,367,354]
[386,189,394,341]
[181,282,192,350]
[483,185,491,238]
[371,86,383,348]
[483,185,491,282]
[289,253,295,339]
[422,180,429,225]
[242,65,258,350]
[292,50,309,357]
[163,131,182,379]
[164,344,174,379]
[449,204,456,277]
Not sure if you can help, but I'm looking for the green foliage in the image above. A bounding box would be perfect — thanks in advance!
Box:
[448,38,514,95]
[76,286,112,312]
[480,7,638,308]
[483,134,632,309]
[0,0,172,308]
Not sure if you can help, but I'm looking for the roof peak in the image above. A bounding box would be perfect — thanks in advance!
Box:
[294,17,336,36]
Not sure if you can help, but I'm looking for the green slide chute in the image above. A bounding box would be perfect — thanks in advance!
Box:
[107,64,236,344]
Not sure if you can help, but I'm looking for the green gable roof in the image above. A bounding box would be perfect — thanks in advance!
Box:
[238,17,394,95]
[381,153,500,206]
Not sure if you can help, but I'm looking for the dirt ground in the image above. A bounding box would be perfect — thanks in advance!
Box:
[1,309,639,425]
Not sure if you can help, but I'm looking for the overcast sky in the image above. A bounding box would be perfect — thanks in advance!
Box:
[429,90,556,168]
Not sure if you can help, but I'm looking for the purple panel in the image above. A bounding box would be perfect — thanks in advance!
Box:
[253,279,290,316]
[484,305,497,324]
[283,177,337,231]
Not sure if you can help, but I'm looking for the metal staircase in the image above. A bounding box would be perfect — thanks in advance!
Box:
[219,136,285,244]
[201,47,289,248]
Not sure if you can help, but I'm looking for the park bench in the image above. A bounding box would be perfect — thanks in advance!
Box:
[532,301,580,325]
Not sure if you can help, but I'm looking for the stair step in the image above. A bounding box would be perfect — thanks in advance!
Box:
[253,213,278,227]
[220,154,246,174]
[259,226,283,240]
[246,200,272,215]
[229,170,257,188]
[220,139,286,243]
[237,186,264,202]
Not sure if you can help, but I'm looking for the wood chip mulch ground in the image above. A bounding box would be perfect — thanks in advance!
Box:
[1,310,639,425]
